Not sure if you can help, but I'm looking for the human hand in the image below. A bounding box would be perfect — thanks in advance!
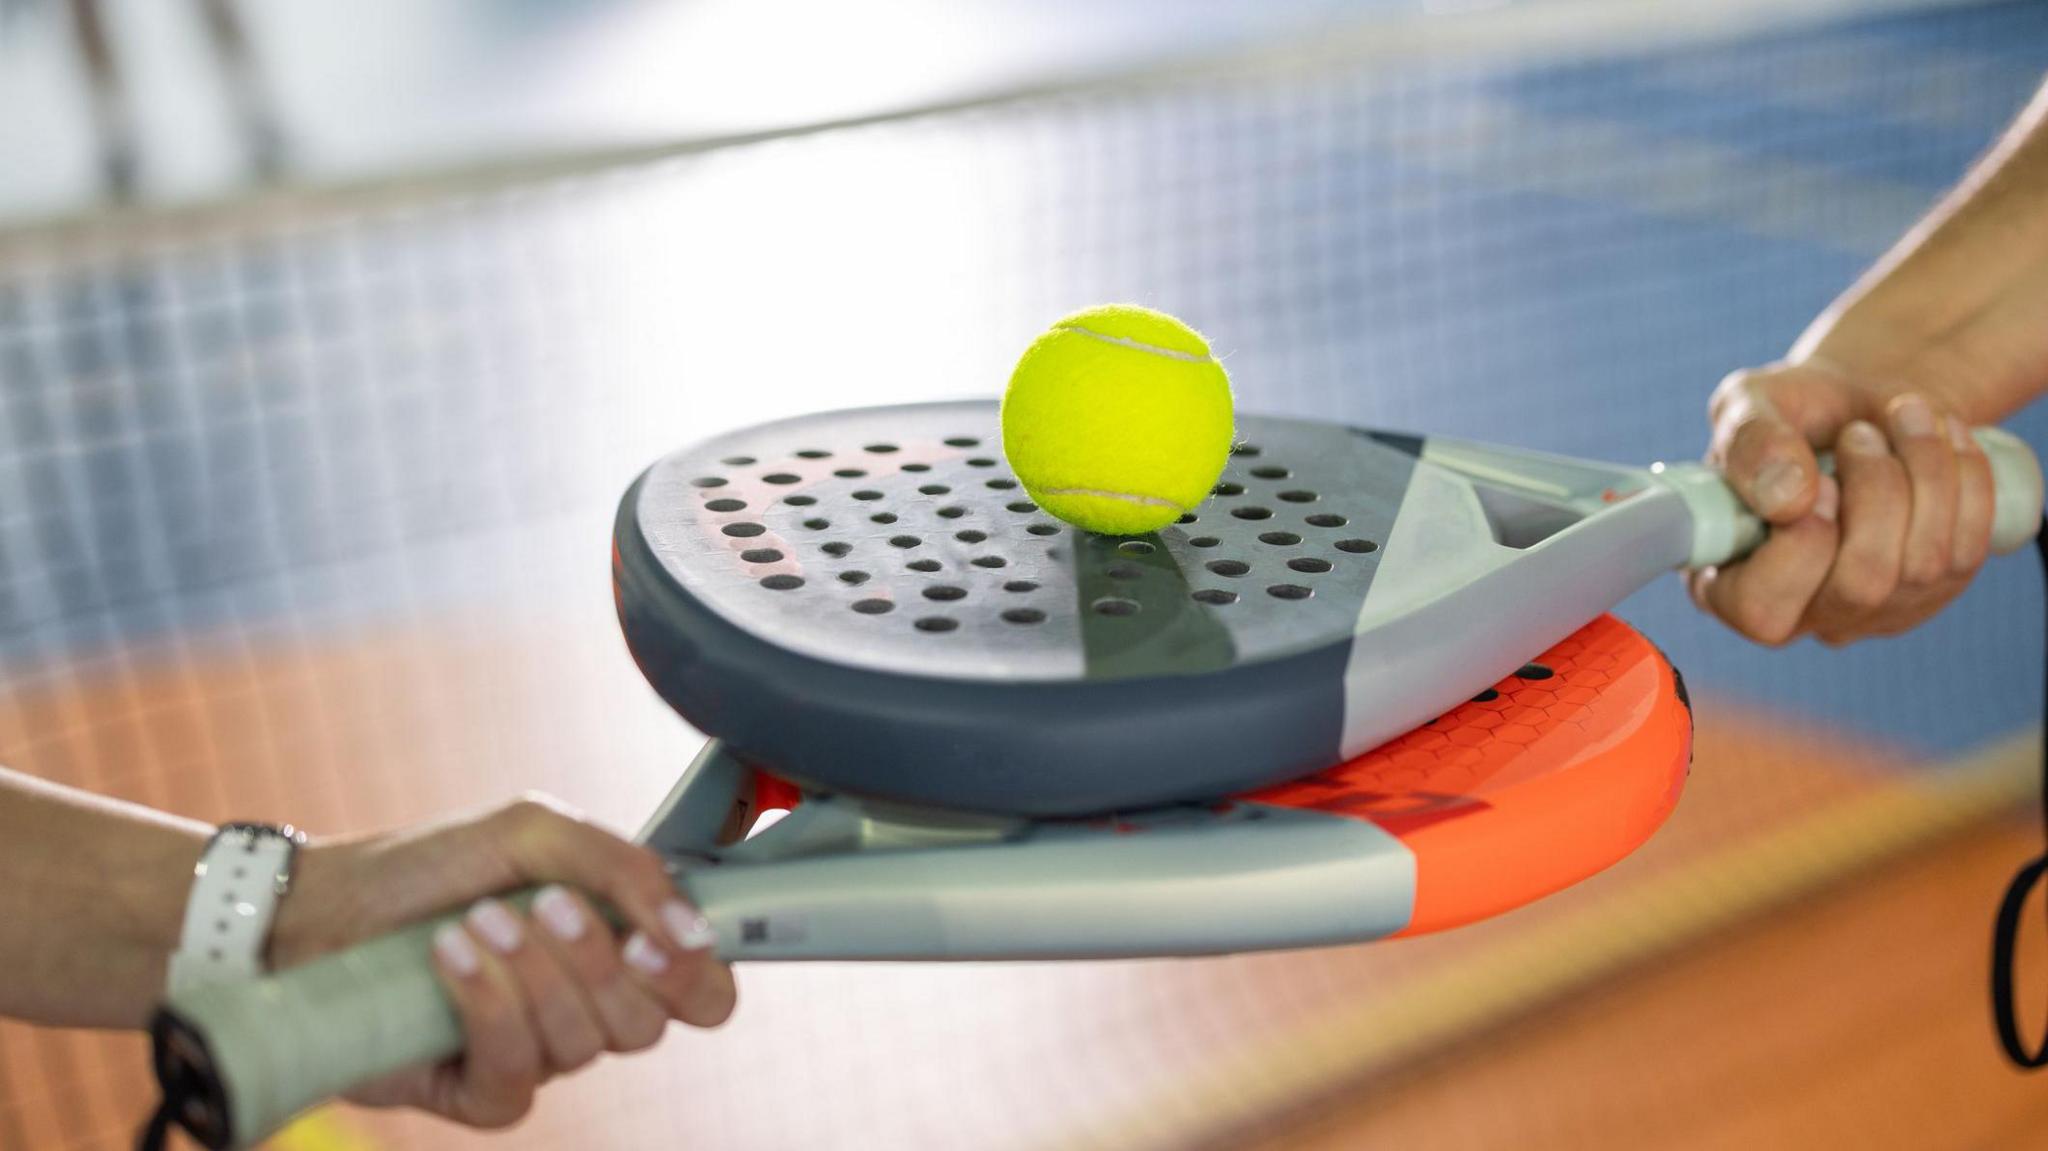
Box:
[1691,358,1995,646]
[268,794,735,1129]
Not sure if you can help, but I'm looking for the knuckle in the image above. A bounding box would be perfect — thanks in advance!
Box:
[518,792,571,821]
[568,941,627,987]
[1829,563,1895,610]
[475,1092,536,1130]
[557,1030,604,1072]
[497,794,556,833]
[683,971,739,1028]
[1954,536,1990,574]
[1735,600,1798,647]
[497,793,589,843]
[1709,367,1760,418]
[1899,546,1948,588]
[1749,621,1798,648]
[490,1040,544,1088]
[536,993,592,1044]
[626,857,680,902]
[1726,410,1779,455]
[467,987,521,1035]
[614,1011,669,1053]
[586,850,676,914]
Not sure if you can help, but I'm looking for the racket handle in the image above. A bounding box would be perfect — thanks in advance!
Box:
[151,889,554,1150]
[1670,426,2044,568]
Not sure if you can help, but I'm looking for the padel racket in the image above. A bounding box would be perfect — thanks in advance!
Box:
[147,401,2042,1149]
[608,401,2038,814]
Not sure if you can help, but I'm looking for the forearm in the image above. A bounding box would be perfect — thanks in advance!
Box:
[0,766,209,1029]
[1794,78,2048,422]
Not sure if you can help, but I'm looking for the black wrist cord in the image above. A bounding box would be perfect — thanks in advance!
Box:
[1992,514,2048,1068]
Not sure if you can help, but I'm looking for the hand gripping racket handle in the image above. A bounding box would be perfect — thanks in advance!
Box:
[150,889,577,1149]
[149,743,759,1150]
[1663,426,2045,568]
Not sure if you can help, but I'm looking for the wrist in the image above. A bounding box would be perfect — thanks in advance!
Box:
[64,819,208,1028]
[1789,322,1978,422]
[265,838,361,969]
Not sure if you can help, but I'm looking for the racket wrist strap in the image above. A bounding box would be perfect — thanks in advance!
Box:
[1991,515,2048,1069]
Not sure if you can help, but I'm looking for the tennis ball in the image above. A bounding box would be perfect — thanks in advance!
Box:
[1000,305,1235,536]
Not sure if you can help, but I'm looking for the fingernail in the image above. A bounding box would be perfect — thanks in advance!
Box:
[661,901,718,951]
[623,930,670,975]
[1948,417,1975,453]
[434,923,480,977]
[1892,394,1935,439]
[466,899,524,954]
[1755,460,1804,512]
[1841,421,1887,455]
[534,886,586,942]
[1813,475,1840,523]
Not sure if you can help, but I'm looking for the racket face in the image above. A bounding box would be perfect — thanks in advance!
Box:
[1243,613,1691,935]
[614,401,1685,815]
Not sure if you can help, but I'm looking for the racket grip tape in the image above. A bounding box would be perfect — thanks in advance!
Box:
[150,887,555,1149]
[1671,426,2045,568]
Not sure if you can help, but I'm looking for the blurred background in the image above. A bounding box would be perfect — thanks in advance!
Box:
[3,0,2047,1147]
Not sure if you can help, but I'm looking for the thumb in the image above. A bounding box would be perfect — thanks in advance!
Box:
[1726,413,1822,523]
[1710,367,1833,524]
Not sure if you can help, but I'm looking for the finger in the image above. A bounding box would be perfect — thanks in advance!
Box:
[1690,477,1839,646]
[428,922,541,1129]
[529,885,672,1053]
[1885,394,1959,589]
[1712,379,1823,523]
[1860,574,1970,640]
[1808,421,1908,641]
[465,898,606,1075]
[1949,419,1995,574]
[491,796,710,967]
[623,927,738,1030]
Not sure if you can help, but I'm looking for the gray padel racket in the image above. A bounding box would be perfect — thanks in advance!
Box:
[610,400,2040,815]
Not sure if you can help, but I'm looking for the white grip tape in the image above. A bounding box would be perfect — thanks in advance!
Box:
[1976,426,2047,554]
[1669,426,2044,568]
[169,895,528,1146]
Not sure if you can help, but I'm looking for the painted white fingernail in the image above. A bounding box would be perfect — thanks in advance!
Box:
[466,899,524,954]
[1841,421,1886,455]
[662,901,718,951]
[434,923,480,977]
[534,886,587,942]
[623,931,670,975]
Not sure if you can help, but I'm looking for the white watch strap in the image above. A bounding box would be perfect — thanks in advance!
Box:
[166,825,302,995]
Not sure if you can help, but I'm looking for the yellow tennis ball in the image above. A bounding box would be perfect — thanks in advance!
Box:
[1000,305,1235,536]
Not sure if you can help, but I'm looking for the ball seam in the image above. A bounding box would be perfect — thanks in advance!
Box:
[1036,486,1187,511]
[1054,323,1215,364]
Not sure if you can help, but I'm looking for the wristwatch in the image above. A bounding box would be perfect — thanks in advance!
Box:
[165,822,307,995]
